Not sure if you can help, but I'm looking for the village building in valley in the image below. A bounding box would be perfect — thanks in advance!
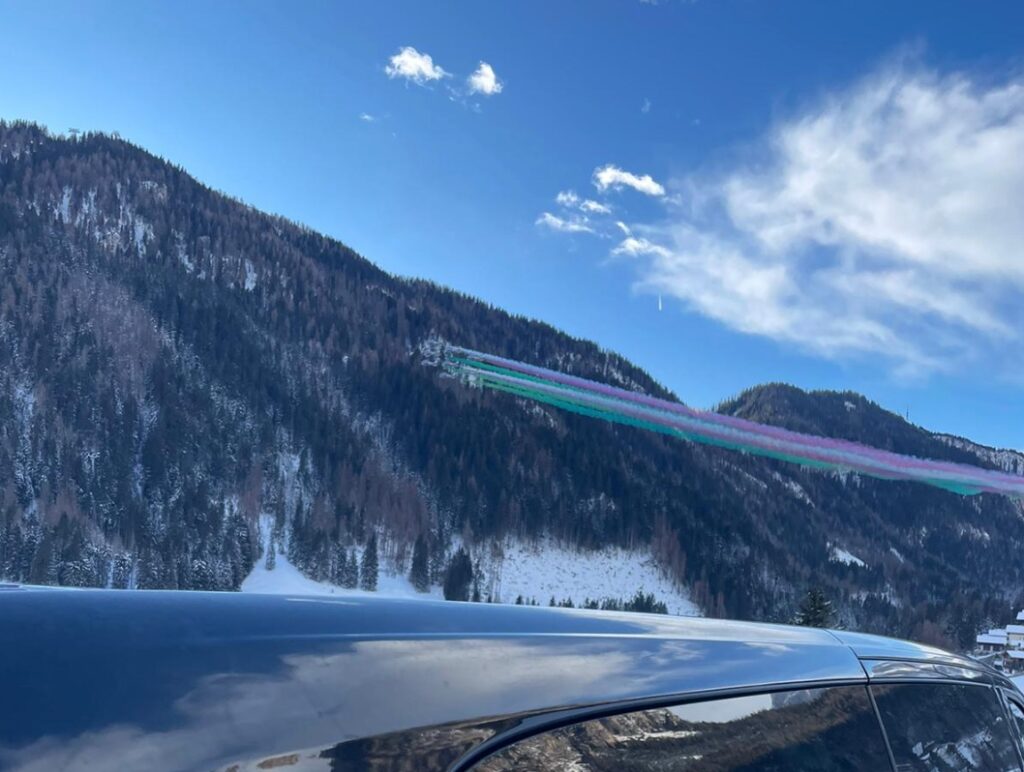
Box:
[975,610,1024,674]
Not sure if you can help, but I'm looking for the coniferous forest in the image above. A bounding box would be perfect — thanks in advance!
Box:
[1,121,1023,647]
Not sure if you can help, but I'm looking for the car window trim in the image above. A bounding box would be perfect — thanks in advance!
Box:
[867,684,901,772]
[861,657,998,684]
[1001,690,1024,769]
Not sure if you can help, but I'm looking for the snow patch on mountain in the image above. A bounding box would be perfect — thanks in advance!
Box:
[241,544,439,600]
[242,519,699,616]
[244,259,257,291]
[957,523,991,543]
[241,515,441,600]
[772,472,813,506]
[133,218,153,257]
[57,186,72,223]
[830,545,867,568]
[173,230,194,273]
[475,538,701,616]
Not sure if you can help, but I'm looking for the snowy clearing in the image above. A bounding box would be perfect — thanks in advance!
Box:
[240,545,442,600]
[829,546,867,568]
[241,519,699,616]
[476,538,701,616]
[241,516,442,601]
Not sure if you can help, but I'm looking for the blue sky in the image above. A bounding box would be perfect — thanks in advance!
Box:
[2,1,1024,449]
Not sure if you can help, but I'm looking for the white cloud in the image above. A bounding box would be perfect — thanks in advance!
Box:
[385,46,449,84]
[632,225,917,361]
[623,59,1024,375]
[641,98,652,114]
[593,164,666,196]
[467,61,503,95]
[613,236,672,258]
[580,199,612,214]
[557,190,611,215]
[359,113,377,122]
[615,221,632,236]
[536,212,595,234]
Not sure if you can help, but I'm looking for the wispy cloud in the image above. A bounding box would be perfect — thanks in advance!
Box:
[385,47,449,85]
[641,98,652,114]
[580,199,612,214]
[593,164,666,196]
[556,190,612,215]
[359,113,377,122]
[536,212,595,234]
[622,58,1024,375]
[467,62,503,96]
[613,236,671,258]
[555,190,579,207]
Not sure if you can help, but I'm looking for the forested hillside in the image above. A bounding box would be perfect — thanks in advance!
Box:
[1,121,1022,647]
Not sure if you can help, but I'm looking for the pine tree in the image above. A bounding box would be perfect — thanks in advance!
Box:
[442,547,473,601]
[409,534,430,593]
[945,601,983,652]
[622,590,667,614]
[343,548,359,588]
[429,541,446,585]
[360,534,378,591]
[265,539,276,571]
[331,544,345,585]
[795,588,834,628]
[111,553,133,589]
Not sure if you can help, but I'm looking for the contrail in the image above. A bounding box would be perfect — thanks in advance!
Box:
[442,346,1024,498]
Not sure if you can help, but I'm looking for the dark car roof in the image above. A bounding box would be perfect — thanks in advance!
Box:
[0,587,1017,772]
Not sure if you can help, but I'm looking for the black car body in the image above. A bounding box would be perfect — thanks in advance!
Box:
[1,586,1022,771]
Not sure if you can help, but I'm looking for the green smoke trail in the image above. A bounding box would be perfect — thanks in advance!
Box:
[446,351,998,497]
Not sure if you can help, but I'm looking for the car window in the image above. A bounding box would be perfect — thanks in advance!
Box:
[872,683,1021,771]
[472,685,891,771]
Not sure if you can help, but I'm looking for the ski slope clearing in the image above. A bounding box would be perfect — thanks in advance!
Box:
[240,545,441,600]
[240,516,442,601]
[241,519,699,616]
[477,538,701,616]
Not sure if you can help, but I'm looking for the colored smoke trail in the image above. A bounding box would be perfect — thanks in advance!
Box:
[442,346,1024,498]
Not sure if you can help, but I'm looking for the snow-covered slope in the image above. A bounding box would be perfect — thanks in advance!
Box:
[934,434,1024,475]
[829,545,867,568]
[475,538,700,616]
[241,519,699,616]
[241,516,442,600]
[240,545,441,600]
